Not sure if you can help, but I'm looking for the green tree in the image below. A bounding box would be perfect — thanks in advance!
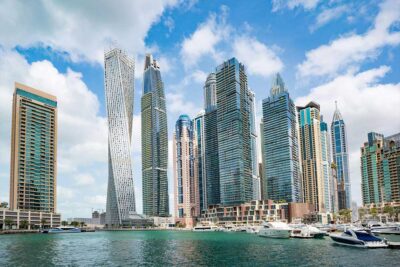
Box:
[61,221,68,226]
[4,218,14,229]
[383,206,395,220]
[80,222,85,228]
[339,209,351,223]
[41,218,47,229]
[370,207,377,218]
[0,201,8,208]
[71,221,80,227]
[20,220,29,229]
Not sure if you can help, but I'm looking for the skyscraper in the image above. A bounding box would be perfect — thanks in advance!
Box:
[361,132,400,205]
[173,115,198,227]
[298,102,325,212]
[361,132,385,205]
[10,83,57,213]
[382,133,400,203]
[331,102,351,209]
[193,111,207,211]
[142,54,169,217]
[249,90,260,200]
[320,119,334,212]
[262,74,302,203]
[216,58,253,205]
[204,73,220,206]
[104,48,136,226]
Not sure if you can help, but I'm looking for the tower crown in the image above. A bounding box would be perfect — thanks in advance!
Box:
[270,73,287,96]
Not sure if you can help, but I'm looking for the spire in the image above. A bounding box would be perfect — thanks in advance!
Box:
[332,100,343,121]
[270,73,287,97]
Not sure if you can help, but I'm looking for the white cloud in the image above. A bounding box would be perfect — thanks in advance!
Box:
[86,195,107,206]
[272,0,320,12]
[298,0,400,78]
[296,66,400,204]
[74,174,95,186]
[310,5,348,32]
[166,92,201,119]
[233,36,284,77]
[180,6,230,68]
[0,0,179,63]
[58,186,76,200]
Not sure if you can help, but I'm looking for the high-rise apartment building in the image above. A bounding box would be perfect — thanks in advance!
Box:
[361,132,385,205]
[382,133,400,203]
[249,90,260,200]
[216,58,253,205]
[204,73,217,110]
[361,132,400,205]
[204,74,220,206]
[193,111,207,211]
[320,119,334,212]
[104,48,136,226]
[331,103,351,209]
[10,83,57,213]
[173,115,198,227]
[142,54,169,217]
[298,102,325,212]
[262,74,302,203]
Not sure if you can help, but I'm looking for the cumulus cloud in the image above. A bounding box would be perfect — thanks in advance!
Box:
[298,0,400,78]
[310,5,348,32]
[233,36,284,77]
[0,0,179,63]
[272,0,320,12]
[296,66,400,204]
[180,6,230,68]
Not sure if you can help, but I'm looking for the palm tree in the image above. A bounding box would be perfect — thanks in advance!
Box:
[61,221,68,226]
[0,201,8,208]
[4,218,13,230]
[79,221,85,228]
[20,220,29,230]
[41,218,47,229]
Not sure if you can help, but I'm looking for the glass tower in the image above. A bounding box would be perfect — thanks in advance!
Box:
[331,103,351,209]
[173,115,198,227]
[141,54,169,217]
[216,58,253,205]
[249,90,260,200]
[320,119,334,212]
[298,102,325,212]
[262,73,302,203]
[193,111,207,211]
[10,83,57,213]
[104,48,136,226]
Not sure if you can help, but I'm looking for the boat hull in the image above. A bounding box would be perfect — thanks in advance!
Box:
[259,229,291,238]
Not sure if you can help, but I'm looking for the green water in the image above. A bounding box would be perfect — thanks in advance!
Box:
[0,231,399,266]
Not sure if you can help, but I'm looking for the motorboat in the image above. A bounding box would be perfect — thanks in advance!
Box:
[42,226,81,233]
[291,225,326,238]
[258,221,292,238]
[367,221,400,235]
[330,229,388,248]
[192,225,219,232]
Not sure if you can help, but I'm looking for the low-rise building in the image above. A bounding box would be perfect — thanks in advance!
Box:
[0,208,61,230]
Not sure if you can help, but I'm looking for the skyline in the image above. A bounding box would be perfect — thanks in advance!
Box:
[0,0,400,218]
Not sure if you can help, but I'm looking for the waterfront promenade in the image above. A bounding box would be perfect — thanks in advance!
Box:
[1,231,399,266]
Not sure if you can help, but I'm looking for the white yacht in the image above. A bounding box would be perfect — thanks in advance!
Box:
[258,222,292,238]
[330,229,388,248]
[291,225,326,239]
[42,226,81,234]
[367,221,400,235]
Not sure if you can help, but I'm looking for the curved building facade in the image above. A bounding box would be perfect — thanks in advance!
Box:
[141,54,169,217]
[104,48,136,226]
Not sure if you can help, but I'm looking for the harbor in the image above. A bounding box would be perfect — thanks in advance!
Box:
[1,230,399,266]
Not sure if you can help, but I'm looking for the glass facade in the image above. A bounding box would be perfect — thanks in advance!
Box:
[205,107,220,205]
[193,112,207,211]
[249,90,260,200]
[262,74,302,203]
[216,58,253,205]
[330,105,351,209]
[141,54,169,217]
[320,120,334,212]
[10,84,57,213]
[104,48,136,226]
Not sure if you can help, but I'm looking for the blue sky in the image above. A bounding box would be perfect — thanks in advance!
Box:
[0,0,399,218]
